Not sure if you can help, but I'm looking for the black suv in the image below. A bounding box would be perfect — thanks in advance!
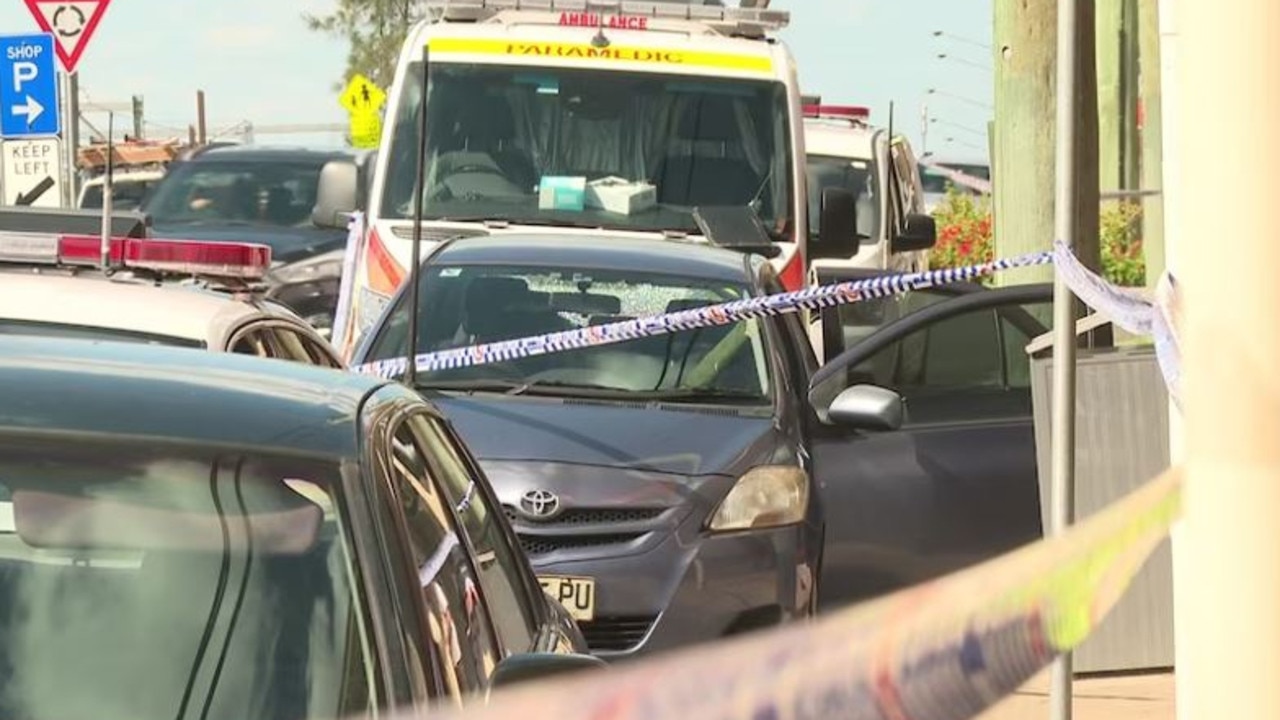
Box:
[140,144,359,335]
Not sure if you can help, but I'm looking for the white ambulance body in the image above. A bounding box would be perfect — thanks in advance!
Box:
[802,104,936,275]
[322,0,823,358]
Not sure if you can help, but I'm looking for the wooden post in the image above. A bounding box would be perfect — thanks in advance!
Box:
[1139,0,1165,286]
[1096,0,1123,191]
[992,0,1057,287]
[1120,0,1141,190]
[196,90,207,145]
[1177,0,1280,717]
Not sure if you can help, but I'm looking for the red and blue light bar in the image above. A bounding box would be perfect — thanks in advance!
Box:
[0,232,272,280]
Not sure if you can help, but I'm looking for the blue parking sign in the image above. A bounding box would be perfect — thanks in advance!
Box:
[0,33,60,138]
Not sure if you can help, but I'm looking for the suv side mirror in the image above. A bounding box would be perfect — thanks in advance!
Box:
[490,652,607,689]
[828,384,904,431]
[893,213,937,252]
[816,186,860,258]
[312,158,360,229]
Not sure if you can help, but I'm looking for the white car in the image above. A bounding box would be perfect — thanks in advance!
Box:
[0,229,343,366]
[803,104,936,273]
[77,169,166,212]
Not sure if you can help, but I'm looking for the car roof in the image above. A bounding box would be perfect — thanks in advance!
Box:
[0,272,292,346]
[186,145,351,164]
[804,118,879,160]
[0,335,404,459]
[431,233,761,285]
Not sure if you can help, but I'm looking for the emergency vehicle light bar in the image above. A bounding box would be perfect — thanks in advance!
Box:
[426,0,789,35]
[0,233,272,281]
[803,104,871,122]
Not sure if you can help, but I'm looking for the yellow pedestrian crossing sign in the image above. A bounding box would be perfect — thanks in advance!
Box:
[338,74,386,149]
[339,74,385,114]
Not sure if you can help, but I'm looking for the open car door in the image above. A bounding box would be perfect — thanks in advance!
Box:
[806,280,1052,612]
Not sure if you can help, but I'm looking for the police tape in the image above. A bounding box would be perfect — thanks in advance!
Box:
[377,468,1182,720]
[1051,240,1183,408]
[353,249,1056,378]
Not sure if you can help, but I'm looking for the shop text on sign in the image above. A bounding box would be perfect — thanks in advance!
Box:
[558,12,648,30]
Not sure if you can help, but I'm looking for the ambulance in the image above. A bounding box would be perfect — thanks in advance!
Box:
[316,0,859,358]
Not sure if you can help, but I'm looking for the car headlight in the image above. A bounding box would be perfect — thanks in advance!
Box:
[707,465,809,532]
[267,253,345,286]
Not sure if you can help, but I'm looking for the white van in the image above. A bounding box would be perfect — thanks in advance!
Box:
[803,104,936,274]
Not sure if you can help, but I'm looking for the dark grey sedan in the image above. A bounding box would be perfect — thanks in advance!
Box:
[355,234,1050,657]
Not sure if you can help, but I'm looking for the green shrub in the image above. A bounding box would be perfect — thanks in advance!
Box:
[926,186,1147,287]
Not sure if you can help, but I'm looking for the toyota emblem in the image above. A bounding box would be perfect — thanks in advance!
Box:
[520,489,560,518]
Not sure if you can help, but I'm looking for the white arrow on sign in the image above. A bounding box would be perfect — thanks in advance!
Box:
[12,95,44,125]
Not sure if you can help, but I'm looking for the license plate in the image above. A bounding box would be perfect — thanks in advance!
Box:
[538,574,595,621]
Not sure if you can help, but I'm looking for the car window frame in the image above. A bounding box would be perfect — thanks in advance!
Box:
[378,406,505,701]
[226,316,345,367]
[406,413,549,654]
[810,283,1053,395]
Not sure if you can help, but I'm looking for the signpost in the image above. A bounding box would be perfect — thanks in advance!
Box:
[339,74,386,149]
[0,33,60,138]
[2,138,63,207]
[20,0,113,205]
[24,0,111,74]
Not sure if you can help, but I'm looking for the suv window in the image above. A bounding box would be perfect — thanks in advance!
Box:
[143,160,327,228]
[386,421,501,704]
[408,416,540,654]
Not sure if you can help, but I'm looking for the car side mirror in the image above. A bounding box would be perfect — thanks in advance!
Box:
[893,213,937,252]
[312,158,360,229]
[817,186,860,258]
[490,652,607,689]
[827,384,904,431]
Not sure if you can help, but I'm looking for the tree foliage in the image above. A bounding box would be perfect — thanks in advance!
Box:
[304,0,427,90]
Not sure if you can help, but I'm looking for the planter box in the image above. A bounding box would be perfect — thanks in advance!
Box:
[1029,343,1174,673]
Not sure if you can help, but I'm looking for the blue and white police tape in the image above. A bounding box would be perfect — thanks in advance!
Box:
[1051,240,1183,408]
[353,249,1055,378]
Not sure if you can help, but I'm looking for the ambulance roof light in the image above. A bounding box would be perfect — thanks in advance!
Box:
[425,0,790,36]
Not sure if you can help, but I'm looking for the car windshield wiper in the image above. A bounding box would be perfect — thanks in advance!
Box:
[638,387,768,404]
[412,379,531,395]
[415,378,637,398]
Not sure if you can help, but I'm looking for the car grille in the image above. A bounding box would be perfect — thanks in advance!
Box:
[502,505,668,558]
[502,506,664,526]
[578,616,656,652]
[517,534,641,556]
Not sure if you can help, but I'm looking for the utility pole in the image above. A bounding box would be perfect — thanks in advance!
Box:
[1139,0,1164,285]
[992,0,1057,287]
[1096,0,1123,191]
[196,90,207,145]
[920,102,929,155]
[1120,0,1141,189]
[1178,0,1280,716]
[131,96,144,140]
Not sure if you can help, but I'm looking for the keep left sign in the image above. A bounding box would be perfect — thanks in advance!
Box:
[0,33,61,138]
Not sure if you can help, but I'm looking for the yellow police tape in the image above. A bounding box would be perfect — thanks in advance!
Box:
[387,468,1181,720]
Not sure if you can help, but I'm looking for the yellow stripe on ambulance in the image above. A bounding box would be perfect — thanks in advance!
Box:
[429,37,774,73]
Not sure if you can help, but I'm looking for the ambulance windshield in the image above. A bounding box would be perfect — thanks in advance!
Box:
[381,61,795,239]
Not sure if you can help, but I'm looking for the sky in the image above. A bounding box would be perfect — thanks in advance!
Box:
[0,0,994,162]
